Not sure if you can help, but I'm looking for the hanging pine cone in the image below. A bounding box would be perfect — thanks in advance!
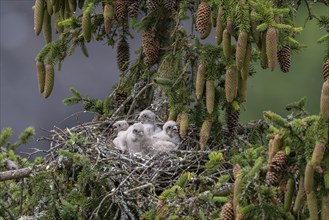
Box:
[196,2,211,35]
[103,3,114,34]
[226,105,240,139]
[266,150,287,185]
[127,0,139,18]
[115,0,127,22]
[163,0,177,12]
[233,164,241,180]
[323,59,329,81]
[277,44,291,73]
[266,171,279,185]
[117,38,130,75]
[115,90,127,109]
[270,150,287,171]
[199,119,212,150]
[146,0,159,12]
[142,30,160,67]
[266,27,277,71]
[221,202,235,220]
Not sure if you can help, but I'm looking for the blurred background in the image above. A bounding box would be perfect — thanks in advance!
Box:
[0,1,328,154]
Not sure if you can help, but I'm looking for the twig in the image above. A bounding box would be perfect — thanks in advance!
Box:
[127,82,155,116]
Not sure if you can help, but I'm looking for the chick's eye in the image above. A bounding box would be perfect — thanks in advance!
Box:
[133,129,137,133]
[143,115,147,118]
[167,126,172,129]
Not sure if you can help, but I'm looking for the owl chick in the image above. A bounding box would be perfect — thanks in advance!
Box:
[152,120,181,144]
[138,109,161,136]
[151,140,178,152]
[112,120,130,151]
[126,123,148,154]
[112,120,129,137]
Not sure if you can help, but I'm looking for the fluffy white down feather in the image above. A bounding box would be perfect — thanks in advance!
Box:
[150,140,178,152]
[152,120,181,144]
[112,120,129,137]
[112,120,130,151]
[138,110,161,136]
[125,123,148,153]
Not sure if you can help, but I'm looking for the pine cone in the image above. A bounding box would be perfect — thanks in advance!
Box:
[127,0,139,18]
[43,9,52,43]
[103,3,114,34]
[221,202,234,220]
[260,33,268,69]
[82,11,91,42]
[200,119,212,150]
[36,60,45,94]
[223,29,231,60]
[115,0,127,22]
[323,59,329,81]
[115,91,127,108]
[320,80,329,122]
[233,164,241,180]
[44,63,55,99]
[266,27,277,71]
[179,112,189,138]
[206,80,215,114]
[226,105,240,139]
[196,2,211,35]
[34,0,44,35]
[117,38,130,75]
[142,30,160,66]
[266,171,279,185]
[266,150,287,185]
[146,0,159,12]
[270,150,287,170]
[195,63,206,100]
[163,0,177,12]
[236,31,248,71]
[225,65,238,103]
[277,44,291,73]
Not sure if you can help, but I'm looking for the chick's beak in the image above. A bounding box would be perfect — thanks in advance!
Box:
[173,126,178,132]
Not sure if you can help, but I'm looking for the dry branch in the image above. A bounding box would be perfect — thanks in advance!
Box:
[0,164,45,182]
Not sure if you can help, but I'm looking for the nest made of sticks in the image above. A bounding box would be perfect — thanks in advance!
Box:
[37,119,225,219]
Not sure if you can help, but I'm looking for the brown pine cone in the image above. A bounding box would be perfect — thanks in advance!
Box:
[142,30,160,66]
[266,150,287,185]
[117,38,130,75]
[163,0,177,12]
[196,2,211,35]
[127,0,139,18]
[277,44,291,73]
[270,150,287,170]
[221,202,235,220]
[146,0,159,12]
[266,170,279,185]
[226,105,240,139]
[115,0,127,22]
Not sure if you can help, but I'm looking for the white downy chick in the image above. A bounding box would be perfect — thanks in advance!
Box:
[126,123,148,154]
[138,110,161,136]
[112,120,129,151]
[151,140,178,152]
[112,120,129,137]
[152,120,181,144]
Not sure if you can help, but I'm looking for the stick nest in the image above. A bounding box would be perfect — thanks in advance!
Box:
[40,120,218,219]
